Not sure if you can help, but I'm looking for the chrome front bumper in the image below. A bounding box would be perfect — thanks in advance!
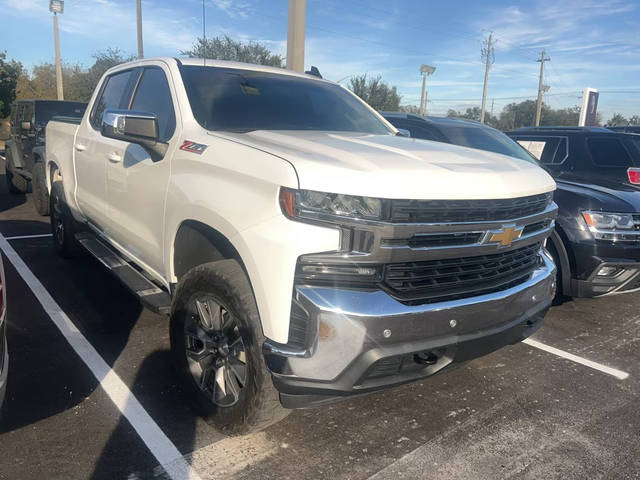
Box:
[264,251,556,408]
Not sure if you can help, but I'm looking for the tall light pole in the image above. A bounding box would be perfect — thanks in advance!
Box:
[50,0,64,100]
[136,0,144,59]
[419,64,435,116]
[535,49,550,126]
[286,0,306,72]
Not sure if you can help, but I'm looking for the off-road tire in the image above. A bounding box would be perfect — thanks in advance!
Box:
[170,259,289,435]
[32,162,50,216]
[50,181,81,258]
[5,150,28,194]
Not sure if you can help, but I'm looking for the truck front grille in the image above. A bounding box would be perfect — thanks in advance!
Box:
[383,242,541,304]
[389,192,552,224]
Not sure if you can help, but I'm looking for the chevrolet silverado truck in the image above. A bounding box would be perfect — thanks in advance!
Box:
[45,58,557,434]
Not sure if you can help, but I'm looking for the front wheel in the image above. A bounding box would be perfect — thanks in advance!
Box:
[170,259,289,435]
[5,150,28,194]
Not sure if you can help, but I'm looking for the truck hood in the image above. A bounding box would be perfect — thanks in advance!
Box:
[213,130,556,200]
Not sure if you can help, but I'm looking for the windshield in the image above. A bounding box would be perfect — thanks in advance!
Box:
[436,123,537,163]
[180,65,392,134]
[35,101,86,127]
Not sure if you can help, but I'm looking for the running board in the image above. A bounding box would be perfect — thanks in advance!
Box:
[75,233,172,315]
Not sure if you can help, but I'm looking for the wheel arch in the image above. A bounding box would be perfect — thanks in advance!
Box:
[172,220,247,282]
[547,227,572,295]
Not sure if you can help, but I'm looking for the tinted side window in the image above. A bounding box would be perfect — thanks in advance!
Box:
[588,137,633,167]
[130,68,176,142]
[516,137,567,165]
[91,70,133,129]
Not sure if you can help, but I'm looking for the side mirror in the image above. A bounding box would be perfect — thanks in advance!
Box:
[396,128,411,138]
[21,121,31,131]
[101,109,167,160]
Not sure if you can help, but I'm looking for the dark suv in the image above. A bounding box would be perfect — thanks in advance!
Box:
[5,99,86,214]
[507,127,640,298]
[382,112,640,301]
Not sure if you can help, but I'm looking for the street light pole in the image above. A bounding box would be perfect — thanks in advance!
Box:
[419,64,435,116]
[286,0,306,72]
[136,0,144,59]
[50,1,64,100]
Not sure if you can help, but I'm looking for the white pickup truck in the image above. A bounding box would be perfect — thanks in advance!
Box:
[46,57,557,434]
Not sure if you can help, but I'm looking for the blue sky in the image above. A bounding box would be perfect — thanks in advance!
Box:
[2,0,639,119]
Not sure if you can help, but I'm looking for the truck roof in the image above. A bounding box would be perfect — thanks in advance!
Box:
[108,57,331,84]
[380,112,483,127]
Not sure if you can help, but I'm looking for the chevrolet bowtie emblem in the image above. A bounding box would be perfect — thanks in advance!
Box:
[489,226,524,246]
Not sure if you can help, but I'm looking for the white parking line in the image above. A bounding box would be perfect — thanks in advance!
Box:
[5,233,53,241]
[523,337,629,380]
[0,234,202,480]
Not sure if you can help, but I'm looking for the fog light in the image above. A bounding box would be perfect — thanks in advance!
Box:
[597,266,622,277]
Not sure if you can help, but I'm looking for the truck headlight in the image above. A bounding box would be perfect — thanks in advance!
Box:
[280,187,383,221]
[582,211,634,231]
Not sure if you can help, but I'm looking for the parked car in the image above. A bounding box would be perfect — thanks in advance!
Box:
[0,255,8,414]
[46,58,557,434]
[5,99,86,215]
[383,114,640,301]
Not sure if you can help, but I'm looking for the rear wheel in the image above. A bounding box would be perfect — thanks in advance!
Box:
[5,150,28,194]
[32,162,50,216]
[170,259,289,435]
[50,181,81,258]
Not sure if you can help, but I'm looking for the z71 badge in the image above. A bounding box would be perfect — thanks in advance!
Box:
[179,140,208,154]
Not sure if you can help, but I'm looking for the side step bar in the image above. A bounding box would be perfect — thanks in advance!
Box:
[75,233,172,315]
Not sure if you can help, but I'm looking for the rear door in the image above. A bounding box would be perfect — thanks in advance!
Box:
[74,68,138,229]
[104,62,178,276]
[584,134,639,184]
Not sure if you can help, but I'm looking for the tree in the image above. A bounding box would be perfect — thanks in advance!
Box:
[399,104,420,114]
[607,113,628,126]
[15,48,135,103]
[349,74,401,111]
[181,35,284,67]
[629,115,640,125]
[447,106,499,128]
[0,52,23,118]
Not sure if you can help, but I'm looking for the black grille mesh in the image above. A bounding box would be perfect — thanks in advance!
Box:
[389,192,552,223]
[384,243,541,304]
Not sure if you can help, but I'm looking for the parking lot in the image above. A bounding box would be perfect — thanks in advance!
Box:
[0,158,639,480]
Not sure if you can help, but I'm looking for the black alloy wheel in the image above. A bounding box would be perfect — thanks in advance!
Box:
[184,294,247,408]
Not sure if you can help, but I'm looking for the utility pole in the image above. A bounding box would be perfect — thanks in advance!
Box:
[286,0,306,72]
[480,32,494,124]
[535,50,550,126]
[50,1,64,100]
[136,0,144,59]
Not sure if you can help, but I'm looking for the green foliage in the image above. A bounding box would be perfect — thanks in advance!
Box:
[0,52,23,118]
[447,107,500,128]
[607,113,628,126]
[349,74,401,111]
[181,35,284,67]
[16,48,135,103]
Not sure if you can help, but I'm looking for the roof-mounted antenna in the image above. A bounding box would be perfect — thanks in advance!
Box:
[202,0,206,67]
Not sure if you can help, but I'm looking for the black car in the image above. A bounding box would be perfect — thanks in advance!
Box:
[382,112,640,301]
[5,99,86,215]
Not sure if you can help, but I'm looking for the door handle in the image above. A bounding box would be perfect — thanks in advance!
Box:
[74,143,87,152]
[107,152,122,163]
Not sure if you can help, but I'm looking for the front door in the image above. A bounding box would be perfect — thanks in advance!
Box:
[74,69,136,230]
[105,63,178,277]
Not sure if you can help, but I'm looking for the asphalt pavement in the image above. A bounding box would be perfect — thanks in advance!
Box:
[0,159,639,480]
